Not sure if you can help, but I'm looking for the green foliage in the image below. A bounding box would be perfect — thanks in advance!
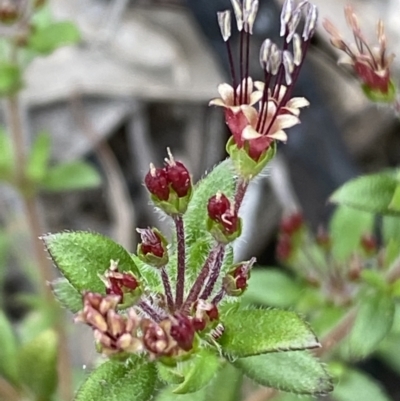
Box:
[362,80,397,104]
[219,308,319,357]
[329,205,374,261]
[348,291,395,359]
[235,351,333,395]
[0,128,13,181]
[172,349,221,394]
[43,231,140,293]
[0,62,22,96]
[75,356,157,401]
[28,21,81,55]
[41,161,101,192]
[330,171,400,216]
[0,310,18,384]
[332,367,391,401]
[26,131,51,183]
[51,277,83,313]
[243,268,302,307]
[17,329,58,401]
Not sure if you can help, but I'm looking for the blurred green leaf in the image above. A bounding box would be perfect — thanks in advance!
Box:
[0,310,18,384]
[348,291,394,359]
[333,368,391,401]
[0,62,22,96]
[219,308,319,357]
[51,277,83,313]
[173,349,221,394]
[155,387,207,401]
[17,329,58,401]
[0,128,13,181]
[157,363,184,385]
[26,131,51,182]
[28,21,80,54]
[205,362,242,401]
[378,333,400,376]
[75,356,157,401]
[41,161,101,192]
[389,185,400,211]
[330,171,400,216]
[243,269,302,307]
[329,205,374,261]
[311,305,345,337]
[42,231,140,293]
[235,351,333,395]
[382,216,400,243]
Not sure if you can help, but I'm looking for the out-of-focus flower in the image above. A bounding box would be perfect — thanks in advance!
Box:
[323,5,396,101]
[210,0,316,163]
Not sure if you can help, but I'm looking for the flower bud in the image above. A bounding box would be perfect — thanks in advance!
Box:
[360,234,377,255]
[192,300,219,332]
[170,313,195,352]
[276,234,292,262]
[223,259,254,296]
[280,212,304,236]
[207,192,242,243]
[164,148,192,198]
[145,164,170,201]
[142,320,173,356]
[137,227,169,267]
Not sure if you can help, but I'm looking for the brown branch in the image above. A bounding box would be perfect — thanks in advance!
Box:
[0,377,20,401]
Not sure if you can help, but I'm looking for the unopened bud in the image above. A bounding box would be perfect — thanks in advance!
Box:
[170,313,195,352]
[280,212,304,236]
[276,235,292,262]
[145,164,170,201]
[223,258,255,296]
[217,10,232,42]
[137,227,169,267]
[165,149,192,198]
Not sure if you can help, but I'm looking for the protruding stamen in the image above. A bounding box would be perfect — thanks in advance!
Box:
[283,50,294,85]
[243,0,259,34]
[286,8,301,43]
[292,33,302,66]
[259,38,273,69]
[269,45,282,75]
[217,10,232,42]
[344,4,360,33]
[280,0,294,37]
[303,3,318,40]
[230,0,244,31]
[377,19,386,48]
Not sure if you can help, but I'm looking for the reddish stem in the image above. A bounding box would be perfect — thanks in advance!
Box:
[200,246,226,300]
[174,215,186,309]
[138,299,165,322]
[161,267,175,312]
[234,179,248,213]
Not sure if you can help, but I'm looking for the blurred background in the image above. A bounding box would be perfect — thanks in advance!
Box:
[1,0,400,399]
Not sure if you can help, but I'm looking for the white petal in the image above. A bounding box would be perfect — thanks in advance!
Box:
[209,98,226,107]
[249,91,263,105]
[276,114,300,129]
[241,105,259,126]
[267,130,288,142]
[283,106,300,116]
[338,54,354,65]
[254,81,265,91]
[218,83,234,103]
[286,97,310,109]
[242,125,262,140]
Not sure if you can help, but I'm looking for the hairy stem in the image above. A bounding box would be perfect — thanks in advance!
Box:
[138,299,165,322]
[200,245,226,300]
[6,94,73,401]
[174,215,186,309]
[161,267,174,312]
[234,178,248,214]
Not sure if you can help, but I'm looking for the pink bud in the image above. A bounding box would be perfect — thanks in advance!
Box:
[170,313,195,352]
[144,164,170,201]
[207,192,231,222]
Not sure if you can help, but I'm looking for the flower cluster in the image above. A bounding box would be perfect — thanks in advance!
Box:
[323,5,396,101]
[210,0,317,166]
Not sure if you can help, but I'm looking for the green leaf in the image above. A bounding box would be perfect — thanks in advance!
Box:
[235,351,333,395]
[26,131,51,182]
[348,291,395,359]
[0,62,22,96]
[219,308,319,357]
[243,269,302,307]
[28,21,81,54]
[155,387,207,401]
[184,160,235,276]
[17,329,58,400]
[51,277,83,313]
[41,161,101,192]
[75,356,157,401]
[43,231,140,293]
[330,171,400,216]
[0,128,13,181]
[333,368,391,401]
[329,205,374,261]
[157,363,184,385]
[382,216,400,243]
[378,333,400,375]
[205,362,242,401]
[173,349,221,394]
[0,310,18,383]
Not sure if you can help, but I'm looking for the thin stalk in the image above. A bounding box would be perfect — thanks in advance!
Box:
[138,299,165,322]
[174,215,186,309]
[234,178,248,213]
[211,288,225,305]
[160,267,174,312]
[6,94,73,401]
[199,246,225,300]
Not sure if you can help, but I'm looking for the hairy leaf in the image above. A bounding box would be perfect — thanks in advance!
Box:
[155,387,207,401]
[235,351,333,395]
[17,329,58,400]
[75,356,157,401]
[205,362,242,401]
[348,291,394,359]
[243,269,301,307]
[43,231,140,293]
[219,308,319,357]
[330,171,400,216]
[41,161,101,192]
[173,349,221,394]
[330,205,374,261]
[51,278,83,313]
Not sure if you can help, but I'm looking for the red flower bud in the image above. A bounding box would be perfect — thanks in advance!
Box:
[166,161,191,197]
[276,235,292,262]
[170,313,195,352]
[207,192,231,222]
[361,234,377,254]
[145,164,170,201]
[280,212,304,236]
[223,259,254,296]
[137,228,169,268]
